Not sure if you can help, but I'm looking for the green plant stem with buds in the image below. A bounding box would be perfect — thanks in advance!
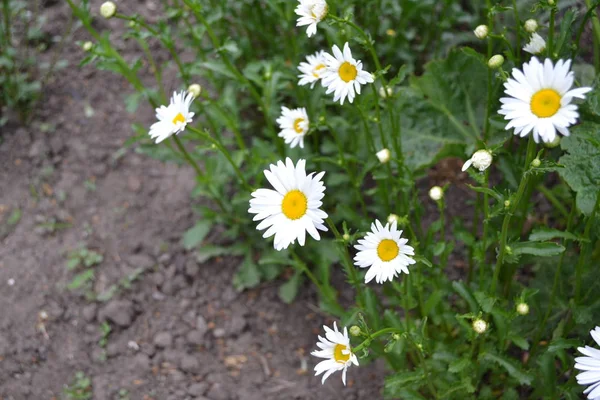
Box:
[490,136,536,294]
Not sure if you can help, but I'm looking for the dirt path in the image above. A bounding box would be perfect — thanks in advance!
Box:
[0,2,383,399]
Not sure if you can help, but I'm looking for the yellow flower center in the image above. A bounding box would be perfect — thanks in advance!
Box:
[293,118,305,134]
[530,89,561,118]
[172,112,186,124]
[312,64,326,78]
[334,344,351,363]
[281,190,308,220]
[377,239,399,262]
[338,62,358,83]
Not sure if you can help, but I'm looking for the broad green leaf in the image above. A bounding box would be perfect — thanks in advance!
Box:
[278,271,302,304]
[423,290,444,316]
[479,352,533,385]
[233,255,260,290]
[182,221,212,250]
[509,334,530,350]
[474,291,496,313]
[511,241,565,257]
[528,228,580,242]
[384,371,425,395]
[558,122,600,216]
[452,281,479,313]
[448,358,470,373]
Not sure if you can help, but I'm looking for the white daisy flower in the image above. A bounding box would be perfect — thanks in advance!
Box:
[523,33,546,55]
[462,149,493,172]
[248,158,328,251]
[321,42,374,105]
[298,51,327,88]
[353,219,416,284]
[498,57,592,143]
[575,326,600,399]
[311,322,359,385]
[148,91,195,144]
[295,0,328,38]
[276,107,309,149]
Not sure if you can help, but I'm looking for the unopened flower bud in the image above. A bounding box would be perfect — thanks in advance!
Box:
[504,200,511,208]
[474,25,489,40]
[379,86,393,98]
[516,303,530,315]
[187,83,202,98]
[505,245,512,255]
[488,54,504,69]
[349,326,361,337]
[386,29,396,37]
[531,158,541,168]
[429,186,443,201]
[462,149,493,172]
[472,319,488,334]
[342,233,350,242]
[376,148,391,164]
[100,1,117,18]
[387,214,400,225]
[545,135,561,148]
[548,0,555,5]
[82,41,93,52]
[524,19,538,33]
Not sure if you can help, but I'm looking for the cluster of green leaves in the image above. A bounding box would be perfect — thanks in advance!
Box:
[66,0,600,398]
[63,371,92,400]
[65,246,103,294]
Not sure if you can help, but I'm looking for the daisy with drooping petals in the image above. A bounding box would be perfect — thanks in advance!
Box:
[148,91,195,144]
[575,326,600,399]
[248,158,328,251]
[311,322,359,385]
[498,57,592,143]
[276,107,309,149]
[523,32,546,55]
[354,219,416,284]
[295,0,328,38]
[298,51,327,88]
[321,42,374,105]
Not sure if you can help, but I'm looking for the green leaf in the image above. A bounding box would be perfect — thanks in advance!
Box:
[196,245,239,263]
[479,352,533,386]
[67,269,95,290]
[547,338,581,353]
[509,334,530,350]
[233,255,260,290]
[558,122,600,216]
[384,371,425,395]
[449,358,470,373]
[278,271,302,304]
[511,241,565,257]
[474,291,496,313]
[466,184,503,202]
[452,281,479,313]
[423,290,444,316]
[432,242,445,256]
[66,258,81,270]
[528,228,581,242]
[182,221,212,250]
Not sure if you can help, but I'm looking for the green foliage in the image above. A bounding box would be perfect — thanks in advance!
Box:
[63,371,92,400]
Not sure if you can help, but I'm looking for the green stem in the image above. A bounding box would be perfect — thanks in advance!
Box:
[483,0,493,140]
[326,218,364,305]
[575,194,600,303]
[172,134,205,178]
[547,5,556,58]
[353,328,403,353]
[511,0,521,61]
[490,137,536,294]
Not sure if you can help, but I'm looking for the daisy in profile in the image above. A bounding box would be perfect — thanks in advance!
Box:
[248,158,328,251]
[523,32,546,55]
[354,219,415,284]
[295,0,328,38]
[575,326,600,399]
[276,107,309,149]
[499,57,592,143]
[148,91,195,144]
[312,322,359,385]
[321,42,374,105]
[298,51,327,88]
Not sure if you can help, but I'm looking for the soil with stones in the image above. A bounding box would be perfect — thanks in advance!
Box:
[0,2,388,399]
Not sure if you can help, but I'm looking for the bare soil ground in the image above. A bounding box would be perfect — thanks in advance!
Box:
[0,2,385,399]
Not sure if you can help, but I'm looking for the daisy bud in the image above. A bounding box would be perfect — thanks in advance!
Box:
[545,135,561,148]
[376,148,391,164]
[187,83,202,98]
[82,41,93,52]
[379,86,393,98]
[462,149,493,172]
[386,29,397,37]
[516,302,530,315]
[387,213,400,225]
[531,158,541,168]
[472,319,488,334]
[505,245,513,255]
[349,326,362,337]
[100,1,117,19]
[524,19,538,33]
[429,186,443,201]
[342,233,350,242]
[488,54,504,69]
[548,0,554,4]
[504,200,511,208]
[474,25,489,40]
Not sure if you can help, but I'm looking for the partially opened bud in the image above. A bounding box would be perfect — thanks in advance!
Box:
[376,148,391,164]
[488,54,504,69]
[429,186,443,201]
[472,319,488,334]
[524,19,538,33]
[474,25,489,40]
[187,83,202,98]
[82,41,93,52]
[100,1,117,18]
[516,303,530,315]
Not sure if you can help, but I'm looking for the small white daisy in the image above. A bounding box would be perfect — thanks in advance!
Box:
[295,0,328,38]
[248,158,328,251]
[498,57,592,143]
[354,219,416,284]
[148,91,195,144]
[298,51,327,88]
[321,42,374,105]
[276,107,309,149]
[575,326,600,399]
[311,322,359,385]
[523,32,546,55]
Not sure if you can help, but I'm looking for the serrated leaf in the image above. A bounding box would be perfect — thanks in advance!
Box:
[529,228,580,242]
[233,255,260,290]
[547,338,581,353]
[511,241,565,257]
[195,245,235,263]
[479,352,533,386]
[182,221,212,250]
[67,269,95,290]
[449,358,470,373]
[558,122,600,216]
[474,291,496,313]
